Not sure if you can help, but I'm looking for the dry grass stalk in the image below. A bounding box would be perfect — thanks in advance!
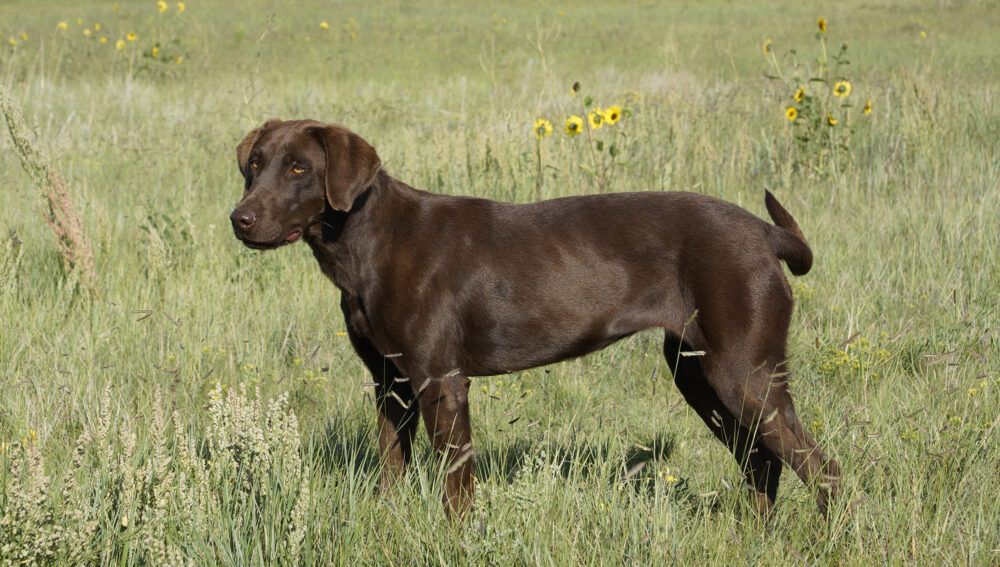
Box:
[0,85,97,294]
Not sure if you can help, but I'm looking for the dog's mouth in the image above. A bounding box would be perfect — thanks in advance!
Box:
[237,229,302,250]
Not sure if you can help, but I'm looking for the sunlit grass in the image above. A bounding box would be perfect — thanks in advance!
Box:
[1,0,999,564]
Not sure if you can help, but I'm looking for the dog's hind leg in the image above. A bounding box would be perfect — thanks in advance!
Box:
[664,334,783,515]
[700,347,840,515]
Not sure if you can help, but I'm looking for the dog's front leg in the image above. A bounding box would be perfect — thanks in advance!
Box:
[415,373,475,520]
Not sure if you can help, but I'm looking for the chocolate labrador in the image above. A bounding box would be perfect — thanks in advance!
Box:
[230,119,840,519]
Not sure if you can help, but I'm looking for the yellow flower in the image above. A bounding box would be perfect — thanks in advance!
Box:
[817,18,827,33]
[21,33,28,41]
[175,55,183,64]
[77,18,83,25]
[920,30,927,39]
[833,80,851,98]
[58,22,68,31]
[127,32,136,41]
[587,108,604,130]
[177,2,186,12]
[158,0,167,12]
[604,105,622,125]
[8,38,17,46]
[320,21,329,29]
[864,99,872,115]
[533,118,553,139]
[116,39,125,50]
[335,331,347,336]
[794,87,805,102]
[94,23,100,31]
[827,112,838,126]
[785,106,798,121]
[84,29,92,36]
[152,46,159,57]
[763,38,772,54]
[565,115,583,135]
[100,37,108,44]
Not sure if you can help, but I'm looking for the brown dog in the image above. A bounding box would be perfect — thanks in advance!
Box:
[230,119,840,519]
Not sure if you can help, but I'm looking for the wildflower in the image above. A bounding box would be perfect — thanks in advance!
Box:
[158,0,167,12]
[587,108,604,130]
[58,22,68,30]
[604,105,622,125]
[21,33,28,41]
[77,18,83,25]
[178,2,186,11]
[100,37,107,44]
[176,55,183,63]
[920,30,927,39]
[8,38,16,46]
[785,106,798,121]
[320,21,329,29]
[565,115,583,135]
[127,32,136,41]
[864,99,872,115]
[151,46,159,56]
[335,331,348,337]
[533,118,553,139]
[94,23,100,31]
[794,87,805,102]
[763,38,772,54]
[827,112,837,126]
[84,29,91,36]
[294,358,302,366]
[116,39,125,50]
[817,18,827,33]
[833,80,852,98]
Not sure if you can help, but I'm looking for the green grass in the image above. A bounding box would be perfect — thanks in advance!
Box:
[1,1,998,564]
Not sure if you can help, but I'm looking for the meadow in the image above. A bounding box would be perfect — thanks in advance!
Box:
[1,0,998,564]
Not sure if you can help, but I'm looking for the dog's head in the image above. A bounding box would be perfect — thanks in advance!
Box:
[230,119,381,249]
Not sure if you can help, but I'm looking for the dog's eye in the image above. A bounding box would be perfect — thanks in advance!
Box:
[292,166,305,174]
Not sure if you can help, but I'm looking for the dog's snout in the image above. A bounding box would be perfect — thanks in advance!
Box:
[230,208,256,230]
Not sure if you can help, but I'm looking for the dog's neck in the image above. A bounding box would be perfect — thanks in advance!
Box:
[302,170,405,297]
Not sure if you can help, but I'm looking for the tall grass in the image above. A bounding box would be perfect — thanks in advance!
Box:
[1,1,998,564]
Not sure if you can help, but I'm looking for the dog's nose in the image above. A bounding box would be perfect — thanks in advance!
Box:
[230,208,256,230]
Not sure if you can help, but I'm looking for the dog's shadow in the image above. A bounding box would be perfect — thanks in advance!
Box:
[313,416,677,490]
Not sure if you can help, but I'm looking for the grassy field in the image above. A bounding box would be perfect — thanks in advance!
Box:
[1,0,998,564]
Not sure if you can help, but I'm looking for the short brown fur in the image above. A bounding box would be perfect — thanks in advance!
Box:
[230,119,840,520]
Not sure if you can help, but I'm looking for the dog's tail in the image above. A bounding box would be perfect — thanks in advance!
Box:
[764,190,812,276]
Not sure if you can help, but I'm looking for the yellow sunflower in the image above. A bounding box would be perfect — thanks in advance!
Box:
[58,22,68,31]
[794,87,805,103]
[565,115,584,136]
[533,118,553,139]
[864,100,872,115]
[827,112,838,126]
[127,32,136,41]
[785,107,798,121]
[818,18,827,33]
[604,105,622,125]
[587,108,604,130]
[157,1,167,12]
[116,39,125,50]
[177,2,186,13]
[833,80,851,98]
[763,38,773,54]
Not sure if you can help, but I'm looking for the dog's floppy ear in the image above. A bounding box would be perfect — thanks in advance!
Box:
[310,123,382,212]
[236,119,280,176]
